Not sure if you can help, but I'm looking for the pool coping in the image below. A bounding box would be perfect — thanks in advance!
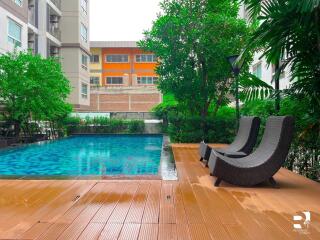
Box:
[0,134,177,181]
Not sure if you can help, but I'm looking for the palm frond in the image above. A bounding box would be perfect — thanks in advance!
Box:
[239,73,274,102]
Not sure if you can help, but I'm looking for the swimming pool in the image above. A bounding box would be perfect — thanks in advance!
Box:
[0,135,176,179]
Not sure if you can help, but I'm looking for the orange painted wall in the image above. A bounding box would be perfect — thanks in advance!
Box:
[101,48,158,86]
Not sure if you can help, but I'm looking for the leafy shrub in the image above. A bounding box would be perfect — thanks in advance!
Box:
[63,116,81,125]
[64,117,145,135]
[128,120,145,133]
[166,106,237,143]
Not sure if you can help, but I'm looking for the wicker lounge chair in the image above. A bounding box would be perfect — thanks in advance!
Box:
[199,116,261,164]
[208,116,295,187]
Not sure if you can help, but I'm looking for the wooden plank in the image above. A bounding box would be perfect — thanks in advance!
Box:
[158,224,177,240]
[125,183,150,223]
[142,181,161,223]
[188,224,211,240]
[98,223,123,240]
[159,182,175,223]
[35,223,69,240]
[118,223,141,240]
[176,224,191,240]
[91,182,127,223]
[138,224,158,240]
[77,223,104,240]
[18,222,51,240]
[57,182,106,224]
[107,183,139,223]
[173,183,188,224]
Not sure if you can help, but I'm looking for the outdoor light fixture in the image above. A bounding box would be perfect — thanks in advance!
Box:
[227,54,244,77]
[227,54,244,123]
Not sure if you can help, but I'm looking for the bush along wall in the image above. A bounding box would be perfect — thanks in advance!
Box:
[165,114,236,143]
[64,117,145,135]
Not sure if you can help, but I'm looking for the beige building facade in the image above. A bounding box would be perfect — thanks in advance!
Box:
[0,0,91,110]
[60,0,91,110]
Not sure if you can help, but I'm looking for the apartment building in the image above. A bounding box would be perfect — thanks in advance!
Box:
[0,0,90,109]
[60,0,91,110]
[239,4,291,90]
[0,0,28,54]
[89,41,162,112]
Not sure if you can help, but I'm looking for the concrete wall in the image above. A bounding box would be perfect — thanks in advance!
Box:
[89,91,162,112]
[60,0,89,52]
[0,0,28,23]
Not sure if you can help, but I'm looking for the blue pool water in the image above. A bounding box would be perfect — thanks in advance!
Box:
[0,135,164,177]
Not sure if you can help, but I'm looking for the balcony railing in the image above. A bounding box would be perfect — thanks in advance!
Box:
[49,27,61,40]
[50,0,61,10]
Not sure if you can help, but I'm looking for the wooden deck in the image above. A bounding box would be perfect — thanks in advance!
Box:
[0,144,319,240]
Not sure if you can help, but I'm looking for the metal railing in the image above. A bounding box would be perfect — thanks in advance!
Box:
[48,26,61,40]
[50,0,61,9]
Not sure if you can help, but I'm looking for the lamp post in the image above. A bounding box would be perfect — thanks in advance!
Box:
[227,54,244,123]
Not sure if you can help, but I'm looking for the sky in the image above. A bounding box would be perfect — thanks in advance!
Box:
[90,0,162,41]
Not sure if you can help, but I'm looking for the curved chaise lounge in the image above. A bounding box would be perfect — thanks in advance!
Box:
[208,116,295,187]
[199,116,261,164]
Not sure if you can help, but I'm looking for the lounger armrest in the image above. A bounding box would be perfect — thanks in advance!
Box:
[223,151,247,158]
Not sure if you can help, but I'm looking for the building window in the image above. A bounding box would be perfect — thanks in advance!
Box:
[136,54,157,63]
[90,77,100,85]
[81,0,88,15]
[8,18,22,47]
[13,0,23,7]
[80,23,88,43]
[252,63,262,79]
[81,83,88,99]
[90,55,100,63]
[106,77,123,84]
[106,55,129,63]
[137,76,158,85]
[81,54,88,70]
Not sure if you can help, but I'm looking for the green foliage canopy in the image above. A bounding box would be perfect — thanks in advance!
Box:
[140,0,252,118]
[0,51,72,134]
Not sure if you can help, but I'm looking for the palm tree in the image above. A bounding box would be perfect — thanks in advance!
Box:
[240,0,320,180]
[240,0,320,114]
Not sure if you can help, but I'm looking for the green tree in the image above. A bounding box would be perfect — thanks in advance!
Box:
[0,51,72,137]
[140,0,252,120]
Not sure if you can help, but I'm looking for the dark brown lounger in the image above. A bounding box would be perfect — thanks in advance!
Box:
[208,116,295,187]
[199,116,261,164]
